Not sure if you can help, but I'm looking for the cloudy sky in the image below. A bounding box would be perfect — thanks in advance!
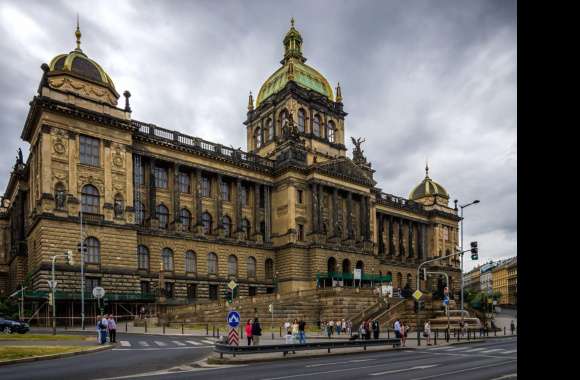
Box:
[0,0,516,271]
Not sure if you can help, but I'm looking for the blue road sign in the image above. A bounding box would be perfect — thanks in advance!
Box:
[443,296,449,306]
[227,311,240,328]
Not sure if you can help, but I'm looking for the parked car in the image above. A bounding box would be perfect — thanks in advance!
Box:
[0,315,30,334]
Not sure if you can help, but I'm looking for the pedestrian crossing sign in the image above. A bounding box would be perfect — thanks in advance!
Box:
[228,280,237,290]
[413,290,423,301]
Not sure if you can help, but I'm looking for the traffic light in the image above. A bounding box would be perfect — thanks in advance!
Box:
[470,241,478,260]
[66,250,74,265]
[225,289,233,304]
[420,268,426,281]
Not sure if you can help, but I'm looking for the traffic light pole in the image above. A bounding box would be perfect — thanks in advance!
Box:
[416,248,472,294]
[50,252,73,335]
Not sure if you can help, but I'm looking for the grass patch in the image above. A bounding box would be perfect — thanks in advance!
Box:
[0,346,91,361]
[0,334,91,341]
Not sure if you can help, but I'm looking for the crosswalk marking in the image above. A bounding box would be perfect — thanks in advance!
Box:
[481,349,505,354]
[154,341,167,347]
[139,341,150,347]
[201,339,215,345]
[172,341,186,346]
[463,348,486,352]
[120,340,131,347]
[186,340,202,346]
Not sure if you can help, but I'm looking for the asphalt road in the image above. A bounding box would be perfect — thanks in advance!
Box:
[0,333,216,380]
[94,337,517,380]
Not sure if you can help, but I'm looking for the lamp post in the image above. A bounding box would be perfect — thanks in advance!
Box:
[456,199,480,318]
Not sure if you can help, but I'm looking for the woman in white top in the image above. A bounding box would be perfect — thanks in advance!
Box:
[291,319,300,343]
[424,321,432,346]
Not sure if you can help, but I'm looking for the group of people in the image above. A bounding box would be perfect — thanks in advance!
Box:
[243,318,262,346]
[393,319,410,347]
[283,319,307,344]
[96,314,117,344]
[321,319,352,338]
[357,319,381,340]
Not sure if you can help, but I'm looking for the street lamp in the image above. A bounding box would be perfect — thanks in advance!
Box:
[455,199,480,318]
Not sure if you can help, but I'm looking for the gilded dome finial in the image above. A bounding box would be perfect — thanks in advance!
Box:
[282,17,305,64]
[291,17,295,28]
[336,82,342,102]
[75,14,82,51]
[425,159,430,178]
[248,91,254,111]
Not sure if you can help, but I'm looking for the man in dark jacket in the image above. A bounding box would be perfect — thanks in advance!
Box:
[372,320,380,339]
[252,318,262,345]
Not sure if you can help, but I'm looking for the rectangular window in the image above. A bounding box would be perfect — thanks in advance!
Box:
[154,166,168,188]
[79,135,100,166]
[259,186,265,208]
[209,285,218,300]
[298,224,304,241]
[140,281,150,295]
[297,189,303,204]
[220,180,230,201]
[249,286,257,297]
[187,284,197,300]
[201,176,211,197]
[134,157,144,186]
[86,277,101,295]
[178,172,190,193]
[241,186,248,207]
[164,282,174,298]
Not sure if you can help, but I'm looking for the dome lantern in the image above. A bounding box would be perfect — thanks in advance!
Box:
[409,164,450,204]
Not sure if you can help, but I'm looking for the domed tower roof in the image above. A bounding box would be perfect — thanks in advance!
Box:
[255,18,334,107]
[46,19,116,93]
[409,164,449,200]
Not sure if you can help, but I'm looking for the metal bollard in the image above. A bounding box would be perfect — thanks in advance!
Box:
[206,324,209,336]
[457,329,460,342]
[387,329,390,339]
[434,329,437,345]
[163,323,166,334]
[125,321,128,332]
[417,329,421,346]
[182,323,184,335]
[213,325,215,337]
[217,327,220,338]
[145,320,148,333]
[279,326,282,337]
[494,328,497,337]
[504,327,506,335]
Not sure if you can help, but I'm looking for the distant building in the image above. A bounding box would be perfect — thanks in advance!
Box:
[463,265,481,293]
[480,261,499,295]
[492,256,517,306]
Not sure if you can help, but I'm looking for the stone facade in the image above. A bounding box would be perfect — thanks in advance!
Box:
[0,21,461,309]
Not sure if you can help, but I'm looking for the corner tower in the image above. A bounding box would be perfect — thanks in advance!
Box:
[244,19,347,164]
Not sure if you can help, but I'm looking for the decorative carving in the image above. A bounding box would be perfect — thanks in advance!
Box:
[48,77,118,106]
[112,146,124,168]
[351,137,367,164]
[79,175,104,193]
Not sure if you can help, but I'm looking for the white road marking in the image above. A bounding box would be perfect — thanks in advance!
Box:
[442,347,467,351]
[172,341,186,346]
[138,341,150,347]
[369,365,438,376]
[481,348,505,354]
[186,340,202,345]
[490,374,517,379]
[112,346,213,351]
[428,346,452,350]
[409,360,517,380]
[502,349,517,354]
[119,340,131,347]
[154,341,167,347]
[462,347,486,352]
[201,339,216,344]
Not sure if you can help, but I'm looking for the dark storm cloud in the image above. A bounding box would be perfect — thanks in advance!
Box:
[0,0,516,269]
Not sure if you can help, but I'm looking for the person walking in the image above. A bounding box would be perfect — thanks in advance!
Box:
[245,319,253,346]
[424,321,432,346]
[298,319,306,344]
[291,319,299,343]
[95,315,101,343]
[335,320,341,335]
[372,319,380,339]
[347,320,352,336]
[285,322,293,344]
[326,321,332,339]
[510,320,515,335]
[98,315,109,344]
[107,315,117,343]
[328,320,334,337]
[251,318,262,346]
[359,321,366,340]
[401,321,409,347]
[393,319,401,340]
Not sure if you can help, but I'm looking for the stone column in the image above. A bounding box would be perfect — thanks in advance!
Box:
[408,221,414,258]
[254,183,260,238]
[103,141,112,207]
[332,188,339,237]
[418,223,423,260]
[346,192,353,239]
[264,185,271,242]
[388,215,394,257]
[174,163,181,228]
[398,218,404,259]
[195,168,202,229]
[236,178,242,233]
[149,158,157,222]
[365,197,371,240]
[311,183,319,234]
[318,184,324,233]
[216,174,223,232]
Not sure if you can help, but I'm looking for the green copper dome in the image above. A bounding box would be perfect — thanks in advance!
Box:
[256,19,334,107]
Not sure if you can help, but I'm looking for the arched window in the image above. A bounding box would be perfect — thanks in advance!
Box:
[397,272,403,288]
[137,245,149,270]
[228,255,238,277]
[222,215,232,237]
[135,201,145,225]
[327,120,336,143]
[157,204,169,229]
[247,256,257,278]
[220,180,230,201]
[162,248,174,271]
[356,260,364,276]
[54,183,66,210]
[406,273,413,289]
[84,237,100,264]
[180,208,192,231]
[114,194,124,218]
[202,212,212,234]
[241,218,251,240]
[327,257,337,274]
[313,114,321,137]
[81,185,99,214]
[297,109,306,133]
[208,252,218,275]
[185,251,196,273]
[387,271,393,284]
[266,118,274,141]
[265,258,274,280]
[255,127,263,148]
[342,259,351,274]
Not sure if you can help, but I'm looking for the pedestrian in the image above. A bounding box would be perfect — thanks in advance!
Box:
[401,321,409,347]
[98,315,108,344]
[372,320,380,339]
[424,321,432,346]
[140,306,145,320]
[107,315,117,343]
[510,320,515,335]
[341,319,346,335]
[245,319,253,346]
[359,322,366,340]
[285,323,293,344]
[298,319,306,344]
[335,320,340,335]
[459,320,464,337]
[291,319,299,343]
[464,321,469,336]
[329,320,334,337]
[251,318,262,346]
[96,315,101,343]
[393,319,401,340]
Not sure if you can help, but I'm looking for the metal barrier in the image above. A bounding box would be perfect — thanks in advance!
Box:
[214,338,402,358]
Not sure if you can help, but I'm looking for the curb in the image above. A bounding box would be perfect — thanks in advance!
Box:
[0,344,115,367]
[206,346,416,365]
